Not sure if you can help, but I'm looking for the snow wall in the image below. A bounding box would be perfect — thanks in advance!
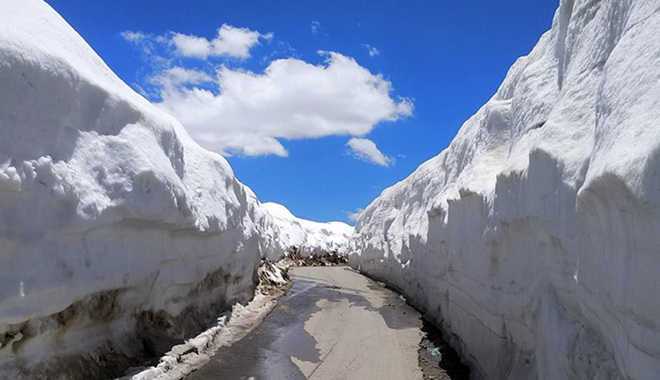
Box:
[350,1,660,379]
[0,1,348,378]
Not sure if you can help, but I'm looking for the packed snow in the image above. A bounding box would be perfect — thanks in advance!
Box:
[350,0,660,379]
[0,1,348,378]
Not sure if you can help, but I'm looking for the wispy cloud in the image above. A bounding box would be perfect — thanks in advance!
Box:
[120,30,169,60]
[311,20,321,35]
[362,43,380,57]
[346,138,394,167]
[149,67,213,88]
[120,31,147,43]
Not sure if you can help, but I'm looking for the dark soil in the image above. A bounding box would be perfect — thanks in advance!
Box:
[418,318,470,380]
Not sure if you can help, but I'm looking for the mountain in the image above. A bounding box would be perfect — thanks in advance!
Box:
[350,0,660,378]
[262,202,353,256]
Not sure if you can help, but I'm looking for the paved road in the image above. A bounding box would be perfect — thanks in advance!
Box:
[187,266,425,380]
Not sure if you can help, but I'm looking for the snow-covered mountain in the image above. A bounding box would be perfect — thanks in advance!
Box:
[261,202,353,256]
[350,0,660,379]
[0,1,347,378]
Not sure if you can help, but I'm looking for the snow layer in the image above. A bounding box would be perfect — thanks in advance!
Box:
[350,1,660,379]
[0,1,313,377]
[261,202,354,257]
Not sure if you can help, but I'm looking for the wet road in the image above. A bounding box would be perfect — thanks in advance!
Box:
[187,266,426,380]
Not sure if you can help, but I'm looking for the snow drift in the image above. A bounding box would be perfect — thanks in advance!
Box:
[261,202,354,257]
[350,0,660,379]
[0,1,345,378]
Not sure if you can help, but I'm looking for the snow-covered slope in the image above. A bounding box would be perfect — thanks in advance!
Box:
[351,1,660,379]
[261,202,354,256]
[0,1,287,378]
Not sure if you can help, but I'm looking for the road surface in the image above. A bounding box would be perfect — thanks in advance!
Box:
[187,266,449,379]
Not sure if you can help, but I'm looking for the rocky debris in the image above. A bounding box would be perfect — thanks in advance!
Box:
[257,259,291,296]
[282,247,349,267]
[256,246,348,294]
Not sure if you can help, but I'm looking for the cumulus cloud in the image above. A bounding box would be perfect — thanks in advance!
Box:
[363,44,380,57]
[122,26,412,158]
[346,138,393,167]
[155,51,412,157]
[171,24,272,59]
[121,24,270,61]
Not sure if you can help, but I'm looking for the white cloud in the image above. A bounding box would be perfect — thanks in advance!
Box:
[120,30,172,68]
[363,44,380,57]
[170,34,210,58]
[156,51,412,157]
[311,21,321,35]
[171,24,271,59]
[121,31,146,43]
[346,138,393,167]
[122,24,270,61]
[150,67,213,88]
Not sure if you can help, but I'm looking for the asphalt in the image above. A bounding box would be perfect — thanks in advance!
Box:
[186,266,441,380]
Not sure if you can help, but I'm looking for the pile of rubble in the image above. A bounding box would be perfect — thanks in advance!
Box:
[257,247,348,293]
[256,259,291,295]
[283,247,349,267]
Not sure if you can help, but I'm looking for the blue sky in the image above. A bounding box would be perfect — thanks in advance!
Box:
[47,0,558,223]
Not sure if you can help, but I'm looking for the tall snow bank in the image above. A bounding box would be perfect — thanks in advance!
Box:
[261,202,354,257]
[351,0,660,379]
[0,1,285,378]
